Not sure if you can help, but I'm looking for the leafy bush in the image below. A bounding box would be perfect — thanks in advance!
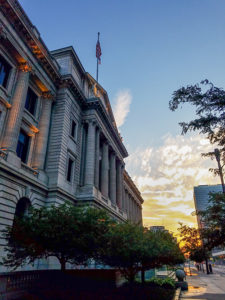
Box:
[147,277,175,289]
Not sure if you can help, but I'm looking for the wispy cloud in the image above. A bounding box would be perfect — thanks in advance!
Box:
[113,90,132,128]
[125,134,220,234]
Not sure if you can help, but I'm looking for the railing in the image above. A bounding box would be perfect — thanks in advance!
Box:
[0,269,119,299]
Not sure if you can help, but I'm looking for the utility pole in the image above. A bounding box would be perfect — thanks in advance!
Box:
[214,148,225,194]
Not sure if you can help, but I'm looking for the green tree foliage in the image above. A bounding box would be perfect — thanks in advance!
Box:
[169,80,225,163]
[199,192,225,250]
[141,229,184,271]
[178,223,210,270]
[100,223,184,283]
[100,222,144,283]
[1,203,113,271]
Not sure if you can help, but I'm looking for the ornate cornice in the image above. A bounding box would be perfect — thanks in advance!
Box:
[0,0,60,82]
[85,98,128,158]
[58,75,86,106]
[124,170,144,204]
[18,61,32,73]
[42,91,55,100]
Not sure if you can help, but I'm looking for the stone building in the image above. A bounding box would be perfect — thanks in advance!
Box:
[0,0,143,269]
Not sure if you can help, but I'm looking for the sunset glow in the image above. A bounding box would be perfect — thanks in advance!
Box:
[126,134,220,234]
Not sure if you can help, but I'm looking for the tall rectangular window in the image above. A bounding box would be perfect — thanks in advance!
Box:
[0,55,11,88]
[71,120,76,139]
[16,130,30,163]
[67,158,74,182]
[25,87,37,116]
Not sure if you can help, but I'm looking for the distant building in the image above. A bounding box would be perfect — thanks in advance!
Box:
[150,226,169,233]
[193,184,222,228]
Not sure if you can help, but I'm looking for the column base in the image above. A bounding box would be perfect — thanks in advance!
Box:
[77,185,99,201]
[37,170,49,184]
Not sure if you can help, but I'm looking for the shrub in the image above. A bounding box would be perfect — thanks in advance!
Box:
[147,277,175,289]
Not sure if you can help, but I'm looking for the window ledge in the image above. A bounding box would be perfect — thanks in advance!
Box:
[0,149,8,160]
[0,84,10,96]
[69,135,77,144]
[24,109,38,123]
[21,162,39,177]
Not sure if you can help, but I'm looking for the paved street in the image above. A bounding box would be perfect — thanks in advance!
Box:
[180,266,225,300]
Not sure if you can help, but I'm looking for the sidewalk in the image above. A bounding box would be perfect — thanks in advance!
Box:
[180,268,225,300]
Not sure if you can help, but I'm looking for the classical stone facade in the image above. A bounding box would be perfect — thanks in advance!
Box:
[0,0,143,270]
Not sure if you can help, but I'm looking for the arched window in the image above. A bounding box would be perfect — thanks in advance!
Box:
[14,197,31,218]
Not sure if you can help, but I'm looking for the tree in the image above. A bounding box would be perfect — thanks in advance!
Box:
[178,223,210,274]
[1,203,113,271]
[100,222,144,283]
[199,192,225,250]
[169,80,225,181]
[141,229,184,282]
[100,223,184,284]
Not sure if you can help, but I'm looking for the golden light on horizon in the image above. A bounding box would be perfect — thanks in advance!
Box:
[126,134,220,235]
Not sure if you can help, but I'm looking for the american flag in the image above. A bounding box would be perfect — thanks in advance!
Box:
[96,37,102,64]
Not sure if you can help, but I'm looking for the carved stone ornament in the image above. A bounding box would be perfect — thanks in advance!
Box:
[18,62,32,73]
[0,21,7,39]
[42,91,55,100]
[93,84,99,97]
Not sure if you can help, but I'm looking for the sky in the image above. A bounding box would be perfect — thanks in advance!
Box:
[19,0,225,233]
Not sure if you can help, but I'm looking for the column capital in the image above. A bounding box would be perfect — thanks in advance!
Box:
[42,91,55,100]
[110,150,116,157]
[83,119,97,126]
[18,61,32,73]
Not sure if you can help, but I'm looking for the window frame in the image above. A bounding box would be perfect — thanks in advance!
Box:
[0,54,12,89]
[70,118,77,141]
[16,129,30,164]
[66,155,75,183]
[24,87,38,117]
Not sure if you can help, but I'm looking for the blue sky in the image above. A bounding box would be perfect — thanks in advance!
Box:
[20,0,225,148]
[20,0,224,231]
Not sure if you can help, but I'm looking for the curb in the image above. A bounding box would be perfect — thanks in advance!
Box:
[173,287,181,300]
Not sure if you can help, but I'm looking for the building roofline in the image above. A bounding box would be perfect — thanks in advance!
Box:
[51,46,86,75]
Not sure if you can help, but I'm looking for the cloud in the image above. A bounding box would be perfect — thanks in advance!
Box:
[113,90,132,128]
[125,134,220,233]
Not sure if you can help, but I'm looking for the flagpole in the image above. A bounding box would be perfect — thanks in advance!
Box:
[96,32,100,82]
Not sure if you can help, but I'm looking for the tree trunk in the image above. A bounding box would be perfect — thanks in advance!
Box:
[126,269,136,284]
[141,268,145,284]
[60,257,66,271]
[205,258,210,275]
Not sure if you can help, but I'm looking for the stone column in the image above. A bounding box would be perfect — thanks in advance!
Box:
[121,168,125,210]
[94,128,100,189]
[100,141,109,197]
[116,161,123,209]
[84,120,96,186]
[127,193,131,219]
[32,92,54,170]
[109,152,116,204]
[2,62,32,151]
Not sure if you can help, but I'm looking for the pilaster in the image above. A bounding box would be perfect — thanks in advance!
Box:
[94,128,100,189]
[109,152,116,204]
[32,91,54,170]
[116,161,123,209]
[100,141,109,198]
[84,120,96,186]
